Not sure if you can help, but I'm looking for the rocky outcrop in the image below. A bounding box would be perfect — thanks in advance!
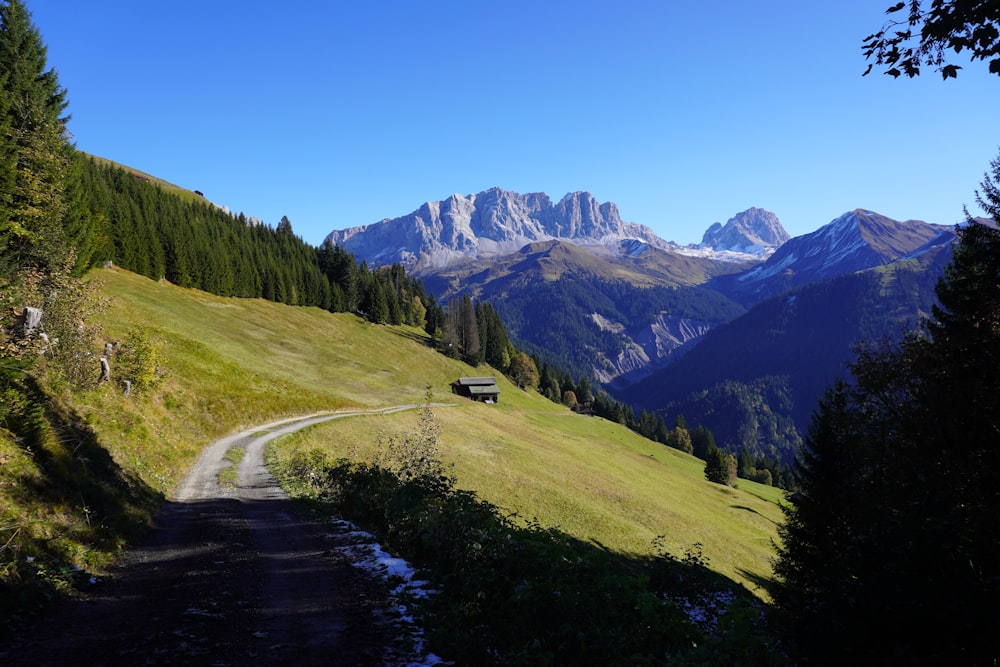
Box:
[589,312,714,382]
[324,188,671,270]
[700,207,790,255]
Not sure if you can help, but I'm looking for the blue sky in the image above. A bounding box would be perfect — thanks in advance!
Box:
[30,1,1000,247]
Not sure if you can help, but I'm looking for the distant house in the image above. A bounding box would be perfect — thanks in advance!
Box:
[451,376,500,403]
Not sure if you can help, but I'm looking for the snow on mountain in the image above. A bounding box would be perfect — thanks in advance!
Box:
[717,209,946,304]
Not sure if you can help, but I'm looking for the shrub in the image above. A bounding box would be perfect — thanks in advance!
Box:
[113,327,163,393]
[272,403,780,664]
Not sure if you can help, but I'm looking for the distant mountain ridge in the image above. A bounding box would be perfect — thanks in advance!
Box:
[710,209,947,305]
[324,188,679,270]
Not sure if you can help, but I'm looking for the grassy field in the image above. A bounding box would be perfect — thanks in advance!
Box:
[273,399,783,596]
[5,266,784,606]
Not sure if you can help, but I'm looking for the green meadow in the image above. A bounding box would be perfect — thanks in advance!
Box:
[4,266,783,607]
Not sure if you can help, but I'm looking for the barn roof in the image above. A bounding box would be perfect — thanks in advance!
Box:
[453,376,498,387]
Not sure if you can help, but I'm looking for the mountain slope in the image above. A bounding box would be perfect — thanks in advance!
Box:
[617,239,955,462]
[418,239,749,381]
[711,209,946,306]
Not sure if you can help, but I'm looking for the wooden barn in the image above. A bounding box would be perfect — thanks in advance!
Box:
[451,376,500,403]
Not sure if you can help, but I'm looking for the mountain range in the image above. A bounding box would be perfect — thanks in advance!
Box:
[324,188,792,272]
[325,189,676,271]
[324,189,957,463]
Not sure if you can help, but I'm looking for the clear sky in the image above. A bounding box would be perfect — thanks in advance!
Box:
[28,0,1000,247]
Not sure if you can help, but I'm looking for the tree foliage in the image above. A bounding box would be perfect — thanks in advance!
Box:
[773,157,1000,664]
[0,0,106,394]
[507,351,538,390]
[0,0,70,275]
[704,446,737,486]
[863,0,1000,78]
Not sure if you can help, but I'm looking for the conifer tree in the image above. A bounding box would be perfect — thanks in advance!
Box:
[690,425,716,460]
[476,301,511,371]
[0,0,71,275]
[423,293,444,340]
[458,294,479,362]
[772,381,878,662]
[365,274,389,324]
[773,155,1000,664]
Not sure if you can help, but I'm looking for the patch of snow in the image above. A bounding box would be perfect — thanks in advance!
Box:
[736,249,799,283]
[665,589,738,634]
[331,519,448,666]
[619,238,649,257]
[673,245,775,263]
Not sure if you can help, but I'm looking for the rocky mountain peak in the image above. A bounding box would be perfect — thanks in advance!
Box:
[324,188,670,271]
[700,207,790,255]
[716,209,946,305]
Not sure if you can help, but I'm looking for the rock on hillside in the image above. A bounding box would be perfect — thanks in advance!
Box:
[323,188,673,270]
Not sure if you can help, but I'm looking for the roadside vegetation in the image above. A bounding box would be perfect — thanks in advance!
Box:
[271,400,782,665]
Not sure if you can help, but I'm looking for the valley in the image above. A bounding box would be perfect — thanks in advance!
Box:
[329,189,958,467]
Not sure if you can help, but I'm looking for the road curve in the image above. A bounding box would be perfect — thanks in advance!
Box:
[5,405,447,666]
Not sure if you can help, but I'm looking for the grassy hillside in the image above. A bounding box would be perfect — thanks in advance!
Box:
[418,240,752,299]
[3,267,782,618]
[85,154,210,207]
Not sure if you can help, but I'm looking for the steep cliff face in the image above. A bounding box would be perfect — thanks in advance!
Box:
[590,312,715,383]
[324,188,671,270]
[700,207,790,255]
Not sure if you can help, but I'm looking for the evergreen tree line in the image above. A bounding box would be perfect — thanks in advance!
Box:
[772,159,1000,665]
[69,155,332,307]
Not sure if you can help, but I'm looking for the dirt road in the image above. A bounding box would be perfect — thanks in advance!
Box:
[4,409,432,666]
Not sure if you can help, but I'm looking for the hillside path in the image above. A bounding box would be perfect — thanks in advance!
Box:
[5,406,441,666]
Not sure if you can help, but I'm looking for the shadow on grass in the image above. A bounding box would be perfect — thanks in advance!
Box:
[0,377,163,635]
[738,566,780,600]
[276,455,782,665]
[731,503,781,525]
[391,328,434,347]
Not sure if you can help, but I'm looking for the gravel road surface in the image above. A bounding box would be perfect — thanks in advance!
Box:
[4,409,430,666]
